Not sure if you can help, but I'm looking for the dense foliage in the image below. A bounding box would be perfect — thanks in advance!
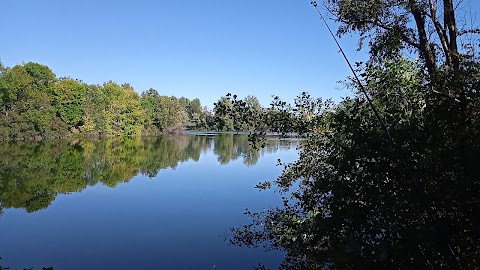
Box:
[0,63,210,140]
[229,1,480,269]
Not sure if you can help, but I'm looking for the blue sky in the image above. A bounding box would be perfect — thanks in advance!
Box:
[1,0,478,108]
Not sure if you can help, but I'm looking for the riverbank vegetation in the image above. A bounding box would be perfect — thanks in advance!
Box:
[0,62,211,140]
[0,60,304,141]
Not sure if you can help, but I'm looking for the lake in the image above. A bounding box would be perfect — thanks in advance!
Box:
[0,134,299,270]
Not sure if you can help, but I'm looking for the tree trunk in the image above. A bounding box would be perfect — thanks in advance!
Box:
[410,5,437,77]
[444,0,459,70]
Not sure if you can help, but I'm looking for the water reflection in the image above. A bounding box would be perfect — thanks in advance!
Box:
[0,134,296,213]
[0,134,297,270]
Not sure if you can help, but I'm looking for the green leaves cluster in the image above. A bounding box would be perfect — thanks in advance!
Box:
[212,94,263,132]
[180,97,210,129]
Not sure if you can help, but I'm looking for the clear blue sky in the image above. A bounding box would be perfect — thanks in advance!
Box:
[1,0,478,108]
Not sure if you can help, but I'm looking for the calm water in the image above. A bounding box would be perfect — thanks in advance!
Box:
[0,134,298,270]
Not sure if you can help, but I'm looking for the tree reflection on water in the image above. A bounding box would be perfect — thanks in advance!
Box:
[0,134,295,213]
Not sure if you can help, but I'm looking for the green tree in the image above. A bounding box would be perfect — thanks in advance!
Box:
[54,78,87,128]
[0,62,60,139]
[179,97,207,130]
[119,83,144,136]
[0,64,35,112]
[98,81,144,136]
[243,95,262,131]
[23,62,56,93]
[213,96,234,131]
[187,98,205,129]
[141,89,187,134]
[83,84,108,136]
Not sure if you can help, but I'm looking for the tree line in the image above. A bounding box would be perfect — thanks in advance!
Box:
[0,62,211,140]
[0,61,302,141]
